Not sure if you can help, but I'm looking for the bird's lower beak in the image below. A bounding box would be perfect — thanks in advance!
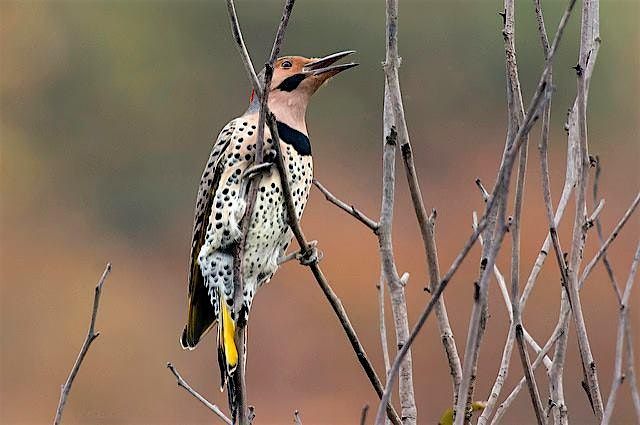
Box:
[303,50,359,79]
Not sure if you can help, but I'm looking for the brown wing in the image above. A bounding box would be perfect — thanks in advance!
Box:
[181,119,237,349]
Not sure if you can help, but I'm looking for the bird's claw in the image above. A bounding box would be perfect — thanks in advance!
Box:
[242,162,273,181]
[296,240,323,266]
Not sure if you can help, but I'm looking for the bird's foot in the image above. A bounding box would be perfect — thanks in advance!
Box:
[277,241,323,266]
[297,240,323,266]
[242,162,273,181]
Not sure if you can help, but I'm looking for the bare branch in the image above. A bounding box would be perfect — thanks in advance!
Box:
[580,191,640,287]
[515,325,547,425]
[391,20,463,402]
[53,263,112,425]
[166,363,232,424]
[312,179,379,232]
[375,0,583,421]
[559,0,605,414]
[585,198,605,229]
[491,323,564,424]
[602,241,640,424]
[378,267,391,375]
[592,157,622,302]
[475,178,490,202]
[378,110,417,425]
[225,0,262,97]
[360,405,370,425]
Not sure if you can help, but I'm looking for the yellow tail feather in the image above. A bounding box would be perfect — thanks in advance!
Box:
[220,300,238,369]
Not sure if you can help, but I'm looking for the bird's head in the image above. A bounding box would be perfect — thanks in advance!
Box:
[248,51,358,131]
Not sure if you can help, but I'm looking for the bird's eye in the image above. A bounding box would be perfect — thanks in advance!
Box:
[281,60,293,69]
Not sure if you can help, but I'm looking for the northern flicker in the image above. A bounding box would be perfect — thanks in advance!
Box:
[181,51,357,419]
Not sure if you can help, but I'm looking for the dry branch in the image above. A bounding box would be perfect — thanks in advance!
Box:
[53,263,112,425]
[602,242,640,424]
[384,0,463,405]
[167,363,232,424]
[379,1,419,421]
[313,179,379,232]
[580,192,640,287]
[491,323,564,424]
[360,405,370,425]
[226,1,296,421]
[374,0,580,423]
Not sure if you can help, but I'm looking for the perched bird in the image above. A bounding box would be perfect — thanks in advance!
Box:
[181,51,357,419]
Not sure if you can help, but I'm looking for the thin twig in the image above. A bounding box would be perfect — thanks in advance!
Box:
[481,0,532,422]
[167,363,232,425]
[379,1,419,421]
[593,164,640,423]
[225,0,262,97]
[592,157,622,302]
[387,0,463,403]
[515,324,547,425]
[602,242,640,424]
[562,0,604,414]
[475,207,551,425]
[360,405,370,425]
[313,179,379,232]
[491,322,564,424]
[580,191,640,287]
[53,263,112,425]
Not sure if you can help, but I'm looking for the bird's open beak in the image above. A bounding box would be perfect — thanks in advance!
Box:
[303,50,358,79]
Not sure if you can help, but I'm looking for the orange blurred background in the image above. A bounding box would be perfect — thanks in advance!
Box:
[1,1,638,424]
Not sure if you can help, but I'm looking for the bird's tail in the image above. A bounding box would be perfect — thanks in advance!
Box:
[217,293,242,422]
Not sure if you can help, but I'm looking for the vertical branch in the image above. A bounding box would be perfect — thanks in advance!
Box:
[454,201,508,425]
[380,1,418,423]
[503,2,547,423]
[378,120,416,425]
[386,0,463,406]
[602,242,640,424]
[53,263,112,425]
[378,265,391,376]
[561,0,604,417]
[226,1,296,422]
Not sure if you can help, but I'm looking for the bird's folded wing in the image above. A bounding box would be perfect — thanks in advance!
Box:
[182,119,237,348]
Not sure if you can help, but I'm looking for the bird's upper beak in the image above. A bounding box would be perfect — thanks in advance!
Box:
[303,50,358,80]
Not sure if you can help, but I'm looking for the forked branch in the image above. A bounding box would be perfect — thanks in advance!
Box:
[53,263,112,425]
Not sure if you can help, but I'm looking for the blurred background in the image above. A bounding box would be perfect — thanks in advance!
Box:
[1,1,638,424]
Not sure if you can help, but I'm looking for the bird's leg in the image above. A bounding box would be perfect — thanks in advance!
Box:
[277,240,323,266]
[242,162,273,181]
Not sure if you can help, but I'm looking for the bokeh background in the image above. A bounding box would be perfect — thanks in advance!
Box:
[1,1,638,424]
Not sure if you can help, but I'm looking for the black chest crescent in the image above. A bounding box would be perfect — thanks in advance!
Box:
[276,121,311,156]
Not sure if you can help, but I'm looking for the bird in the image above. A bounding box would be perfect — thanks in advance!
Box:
[180,51,358,420]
